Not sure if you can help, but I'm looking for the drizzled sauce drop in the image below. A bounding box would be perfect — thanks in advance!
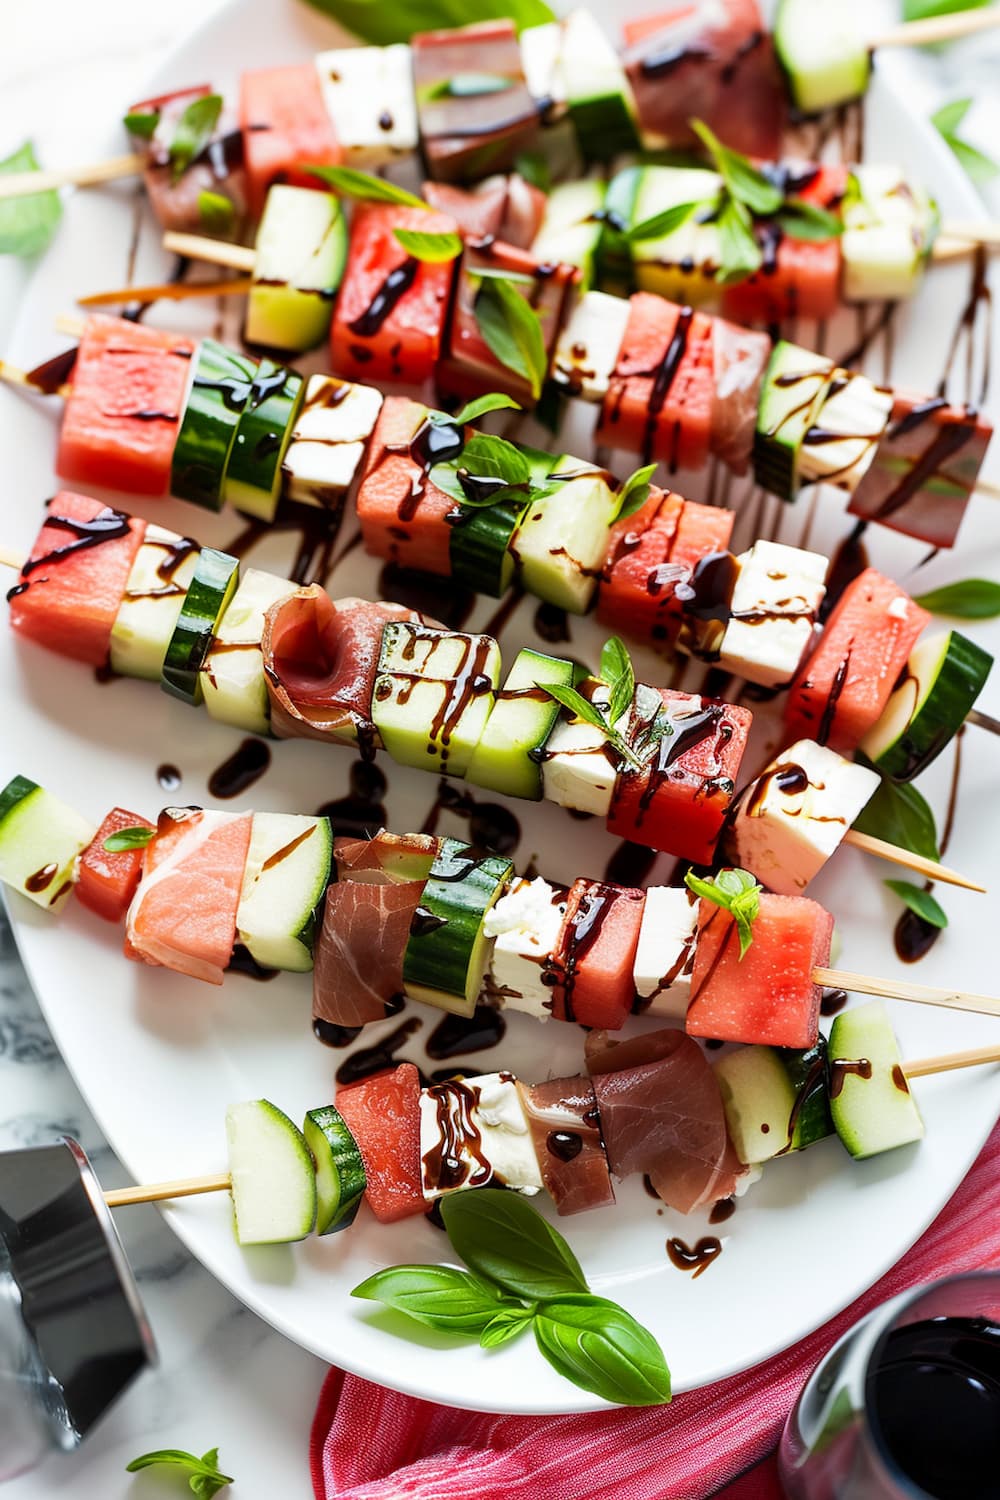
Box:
[829,1057,873,1099]
[534,602,571,643]
[666,1236,722,1278]
[227,944,279,981]
[547,1131,583,1162]
[207,738,271,799]
[709,1197,736,1225]
[316,761,388,839]
[421,780,520,857]
[335,1017,424,1086]
[313,1019,362,1049]
[820,988,849,1017]
[157,764,182,792]
[426,1005,506,1060]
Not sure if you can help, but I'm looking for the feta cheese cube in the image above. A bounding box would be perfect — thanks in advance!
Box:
[718,540,828,690]
[315,45,418,164]
[797,368,894,495]
[551,291,631,402]
[724,738,880,895]
[419,1071,543,1199]
[281,377,383,508]
[541,677,627,817]
[633,886,698,1019]
[484,876,568,1019]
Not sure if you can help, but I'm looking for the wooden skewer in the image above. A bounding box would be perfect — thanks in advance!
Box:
[162,231,257,273]
[842,828,986,893]
[815,966,1000,1019]
[872,7,1000,48]
[0,153,145,201]
[55,314,85,339]
[903,1042,1000,1079]
[78,277,255,309]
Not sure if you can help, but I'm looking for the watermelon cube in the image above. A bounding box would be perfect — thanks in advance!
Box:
[785,568,931,753]
[76,807,154,923]
[550,879,645,1030]
[336,1062,425,1223]
[721,165,847,326]
[355,397,457,576]
[239,64,343,220]
[686,892,834,1049]
[608,688,753,865]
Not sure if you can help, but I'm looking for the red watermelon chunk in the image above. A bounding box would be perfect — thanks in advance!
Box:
[355,397,457,575]
[9,492,145,667]
[608,688,753,865]
[721,164,847,326]
[785,567,930,752]
[596,295,714,470]
[336,1062,425,1223]
[77,807,154,924]
[550,880,645,1030]
[686,893,833,1048]
[239,64,342,220]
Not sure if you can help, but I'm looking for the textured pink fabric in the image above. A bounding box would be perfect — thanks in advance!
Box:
[311,1123,1000,1500]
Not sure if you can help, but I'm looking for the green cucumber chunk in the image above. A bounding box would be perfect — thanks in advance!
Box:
[202,568,296,735]
[0,777,96,913]
[466,648,574,800]
[829,1001,924,1161]
[860,630,993,783]
[403,838,513,1016]
[753,341,835,501]
[558,10,640,161]
[629,165,723,306]
[448,497,526,597]
[841,166,939,304]
[223,363,304,523]
[247,186,347,353]
[161,547,240,705]
[372,622,501,778]
[109,524,200,681]
[714,1046,797,1164]
[780,1039,833,1151]
[225,1099,318,1245]
[774,0,872,114]
[510,462,618,612]
[236,812,333,972]
[599,165,642,294]
[172,339,258,511]
[303,1105,366,1235]
[531,180,607,290]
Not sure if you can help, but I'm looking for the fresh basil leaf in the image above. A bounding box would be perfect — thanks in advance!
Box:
[425,73,514,100]
[103,826,155,852]
[198,191,235,234]
[776,197,844,241]
[627,199,704,243]
[912,578,1000,619]
[169,94,223,182]
[536,682,611,736]
[0,142,62,258]
[301,0,555,45]
[690,118,782,216]
[884,880,949,929]
[451,393,522,425]
[307,166,427,209]
[456,433,532,487]
[685,867,761,958]
[853,773,940,861]
[905,0,989,19]
[352,1264,515,1332]
[716,197,762,285]
[469,266,537,285]
[613,462,657,523]
[480,1306,536,1348]
[473,276,547,400]
[515,150,551,193]
[931,98,999,187]
[123,109,160,140]
[393,227,463,262]
[533,1295,671,1407]
[601,636,634,728]
[441,1187,588,1301]
[126,1448,232,1497]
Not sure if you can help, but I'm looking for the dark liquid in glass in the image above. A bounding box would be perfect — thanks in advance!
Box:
[868,1315,1000,1500]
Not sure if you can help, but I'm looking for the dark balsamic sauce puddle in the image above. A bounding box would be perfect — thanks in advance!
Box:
[207,738,271,799]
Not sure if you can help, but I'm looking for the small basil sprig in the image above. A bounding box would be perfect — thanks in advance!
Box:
[450,392,521,425]
[122,109,161,140]
[169,95,223,182]
[103,826,155,852]
[913,578,1000,619]
[308,165,428,210]
[691,118,782,217]
[685,867,762,959]
[612,463,658,523]
[472,275,548,401]
[126,1446,232,1498]
[198,191,235,234]
[0,142,63,258]
[537,637,642,770]
[932,97,999,187]
[627,200,703,244]
[393,227,463,262]
[353,1189,671,1407]
[430,432,539,509]
[853,772,940,861]
[775,197,844,241]
[884,880,948,930]
[301,0,555,46]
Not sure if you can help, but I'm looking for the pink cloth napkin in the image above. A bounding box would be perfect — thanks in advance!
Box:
[311,1121,1000,1500]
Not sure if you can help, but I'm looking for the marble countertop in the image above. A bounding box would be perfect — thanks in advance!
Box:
[2,1,998,1495]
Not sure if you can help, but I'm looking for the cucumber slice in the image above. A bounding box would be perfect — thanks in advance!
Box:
[466,648,574,801]
[448,497,526,597]
[629,166,723,307]
[202,568,296,735]
[556,10,640,161]
[753,341,836,501]
[828,1001,924,1161]
[403,838,513,1017]
[171,340,258,511]
[714,1046,796,1164]
[236,812,333,972]
[110,524,200,681]
[0,776,95,913]
[842,166,939,304]
[598,165,641,294]
[531,180,607,290]
[246,186,347,353]
[161,547,240,705]
[223,363,304,523]
[774,0,871,114]
[861,630,993,782]
[225,1099,318,1245]
[281,376,384,509]
[372,621,501,778]
[303,1105,366,1234]
[510,464,618,613]
[780,1039,833,1151]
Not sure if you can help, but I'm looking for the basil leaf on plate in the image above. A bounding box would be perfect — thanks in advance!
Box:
[884,880,949,929]
[301,0,555,45]
[440,1187,588,1300]
[126,1447,233,1498]
[600,636,635,727]
[479,1305,536,1348]
[931,98,999,186]
[0,142,63,258]
[393,227,463,262]
[612,462,657,523]
[539,683,612,734]
[353,1263,516,1332]
[168,94,223,182]
[472,276,548,400]
[913,578,1000,619]
[533,1295,672,1407]
[905,0,989,20]
[308,166,427,209]
[103,826,156,853]
[853,774,940,862]
[451,392,522,426]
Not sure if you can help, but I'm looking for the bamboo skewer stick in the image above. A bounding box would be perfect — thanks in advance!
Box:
[78,277,255,309]
[843,828,986,893]
[815,966,1000,1019]
[871,7,1000,48]
[967,706,1000,736]
[903,1042,1000,1079]
[0,153,145,201]
[162,231,257,272]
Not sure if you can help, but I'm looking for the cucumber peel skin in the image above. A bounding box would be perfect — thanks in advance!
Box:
[828,1001,924,1161]
[161,548,240,705]
[304,1106,366,1235]
[226,1099,318,1246]
[224,365,304,523]
[0,775,38,827]
[172,340,258,511]
[403,839,513,1016]
[448,498,526,597]
[0,779,96,914]
[465,648,575,801]
[861,630,993,782]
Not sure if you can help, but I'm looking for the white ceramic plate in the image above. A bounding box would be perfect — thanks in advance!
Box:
[2,0,999,1415]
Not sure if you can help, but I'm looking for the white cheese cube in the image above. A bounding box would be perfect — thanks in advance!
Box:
[633,886,698,1019]
[282,376,383,508]
[717,540,828,691]
[550,291,631,402]
[541,678,627,818]
[483,876,568,1020]
[315,45,418,164]
[797,368,894,495]
[725,738,880,896]
[419,1071,543,1199]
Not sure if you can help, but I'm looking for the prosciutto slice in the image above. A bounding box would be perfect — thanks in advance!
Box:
[423,175,547,248]
[263,588,427,745]
[710,317,770,476]
[587,1028,740,1213]
[517,1075,616,1217]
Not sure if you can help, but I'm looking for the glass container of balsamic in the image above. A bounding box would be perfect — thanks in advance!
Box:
[0,1138,156,1482]
[779,1272,1000,1500]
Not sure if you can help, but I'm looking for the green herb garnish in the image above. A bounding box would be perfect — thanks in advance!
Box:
[0,142,62,258]
[626,200,702,243]
[913,578,1000,619]
[932,99,998,186]
[905,0,989,21]
[775,197,844,241]
[301,0,555,45]
[430,431,536,509]
[168,95,223,183]
[884,880,949,929]
[612,462,658,523]
[392,226,463,262]
[853,772,940,862]
[537,637,641,769]
[450,392,522,425]
[353,1189,671,1407]
[691,118,782,216]
[685,867,762,959]
[307,166,428,209]
[103,826,155,852]
[126,1447,232,1498]
[472,275,548,400]
[122,109,161,140]
[198,190,235,234]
